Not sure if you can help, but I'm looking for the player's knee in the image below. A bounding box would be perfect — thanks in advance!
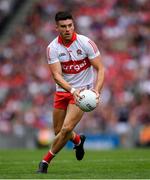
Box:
[54,128,60,135]
[60,127,72,138]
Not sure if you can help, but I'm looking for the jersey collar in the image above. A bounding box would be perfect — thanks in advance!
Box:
[58,32,77,47]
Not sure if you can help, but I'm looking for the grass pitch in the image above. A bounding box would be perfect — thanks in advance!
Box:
[0,148,150,179]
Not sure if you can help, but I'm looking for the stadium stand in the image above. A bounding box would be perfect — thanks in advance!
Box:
[0,0,150,148]
[0,0,26,35]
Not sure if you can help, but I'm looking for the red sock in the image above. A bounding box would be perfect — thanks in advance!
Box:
[43,150,55,163]
[72,134,81,145]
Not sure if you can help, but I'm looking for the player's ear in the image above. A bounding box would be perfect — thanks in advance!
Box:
[55,25,58,31]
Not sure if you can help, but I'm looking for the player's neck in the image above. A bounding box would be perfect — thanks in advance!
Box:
[62,39,72,45]
[58,33,77,47]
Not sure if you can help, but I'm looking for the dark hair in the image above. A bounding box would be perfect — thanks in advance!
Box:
[55,11,73,22]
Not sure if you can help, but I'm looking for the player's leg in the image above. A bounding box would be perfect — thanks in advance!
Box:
[40,95,81,164]
[53,108,82,146]
[37,108,66,174]
[52,92,83,148]
[37,104,84,173]
[54,104,86,160]
[50,103,84,153]
[42,108,82,162]
[39,109,66,167]
[53,108,66,135]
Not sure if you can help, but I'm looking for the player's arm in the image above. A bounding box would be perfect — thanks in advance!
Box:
[49,62,81,98]
[47,46,72,92]
[49,62,72,92]
[47,45,81,98]
[85,38,105,98]
[90,55,105,94]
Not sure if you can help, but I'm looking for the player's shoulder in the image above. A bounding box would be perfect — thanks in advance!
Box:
[77,34,97,50]
[47,37,59,49]
[77,34,90,42]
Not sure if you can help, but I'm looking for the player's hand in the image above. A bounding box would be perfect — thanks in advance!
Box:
[72,88,84,106]
[91,89,100,105]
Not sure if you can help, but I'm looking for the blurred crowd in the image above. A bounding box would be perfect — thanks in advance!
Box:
[0,0,22,29]
[0,0,14,23]
[0,0,150,147]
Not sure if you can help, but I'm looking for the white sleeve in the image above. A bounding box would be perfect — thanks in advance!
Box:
[85,38,100,60]
[46,45,59,64]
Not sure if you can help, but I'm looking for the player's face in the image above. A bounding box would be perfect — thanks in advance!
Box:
[56,19,74,41]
